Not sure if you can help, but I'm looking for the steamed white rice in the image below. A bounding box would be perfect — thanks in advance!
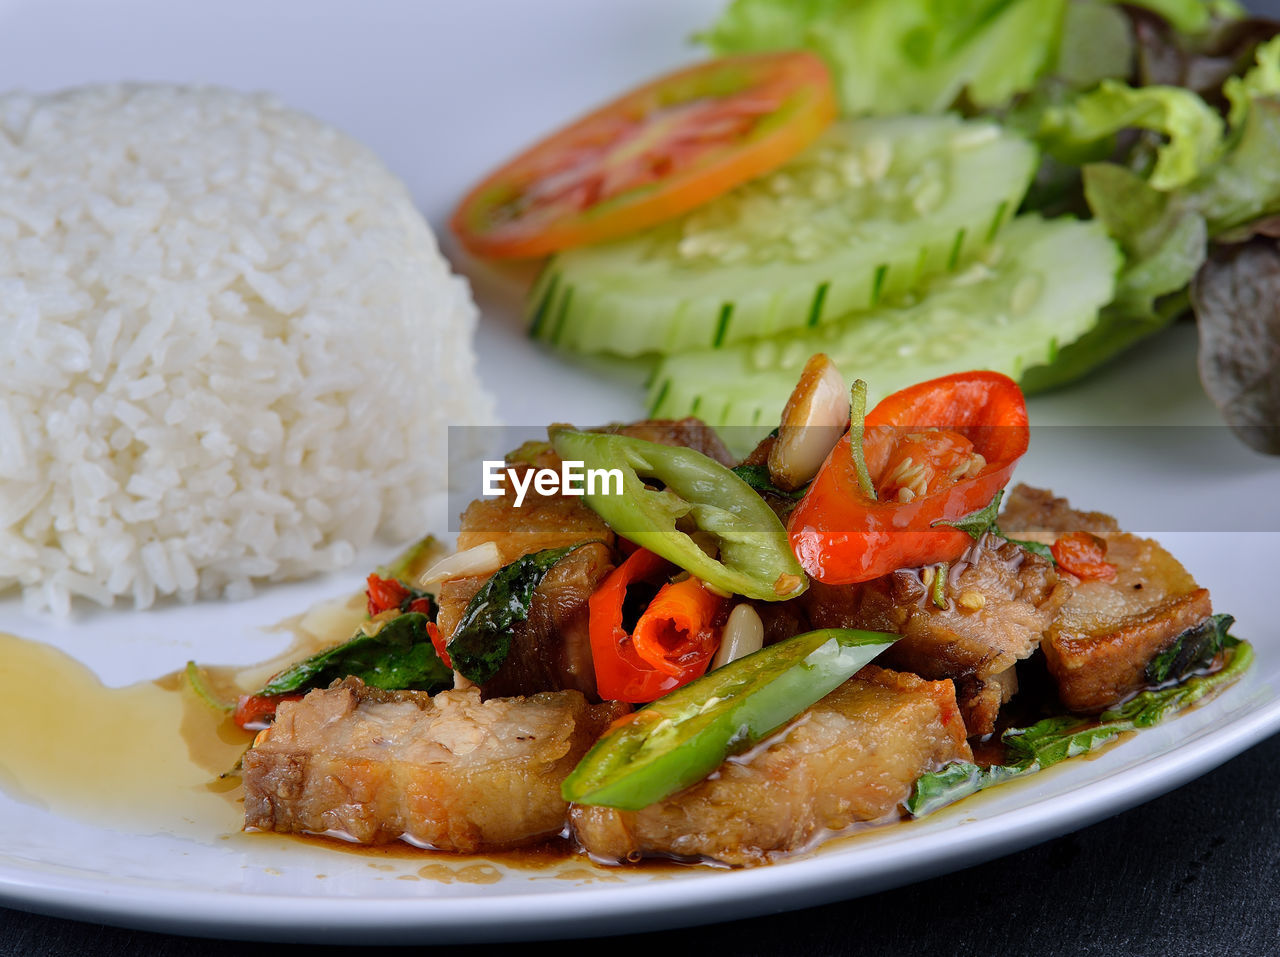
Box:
[0,84,495,614]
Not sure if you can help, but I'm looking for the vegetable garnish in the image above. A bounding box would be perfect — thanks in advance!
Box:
[182,661,234,714]
[908,633,1252,817]
[1190,227,1280,455]
[589,548,685,703]
[447,544,594,684]
[563,627,899,810]
[367,535,440,616]
[631,577,727,679]
[550,429,807,601]
[1050,531,1118,581]
[931,489,1056,563]
[365,573,434,619]
[703,0,1066,116]
[1146,613,1237,685]
[730,463,807,500]
[259,612,452,698]
[451,51,836,259]
[235,611,455,730]
[788,371,1030,584]
[234,692,302,732]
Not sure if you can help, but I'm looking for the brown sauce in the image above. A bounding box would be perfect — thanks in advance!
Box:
[0,624,654,882]
[0,630,250,839]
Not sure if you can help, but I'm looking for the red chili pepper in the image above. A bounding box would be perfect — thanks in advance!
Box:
[788,371,1029,584]
[589,548,689,703]
[233,692,304,731]
[1051,531,1118,581]
[366,573,410,617]
[426,620,453,669]
[631,577,726,679]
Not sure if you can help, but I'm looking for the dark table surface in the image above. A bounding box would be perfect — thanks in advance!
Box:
[4,728,1278,957]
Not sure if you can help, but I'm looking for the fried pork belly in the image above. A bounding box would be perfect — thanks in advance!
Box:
[801,536,1068,704]
[243,679,627,852]
[1001,484,1213,712]
[955,666,1019,738]
[602,417,736,467]
[439,459,614,700]
[571,666,971,867]
[998,483,1119,536]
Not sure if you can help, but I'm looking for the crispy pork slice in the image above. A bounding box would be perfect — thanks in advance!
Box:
[243,679,627,852]
[603,417,736,466]
[955,666,1018,738]
[998,483,1120,535]
[1000,485,1213,713]
[571,666,971,867]
[802,535,1068,687]
[439,458,614,700]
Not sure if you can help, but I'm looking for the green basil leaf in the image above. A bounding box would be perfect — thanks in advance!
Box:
[931,488,1058,563]
[730,464,807,500]
[447,544,588,685]
[258,612,451,696]
[907,636,1252,817]
[1145,613,1235,685]
[999,533,1057,564]
[932,490,1004,540]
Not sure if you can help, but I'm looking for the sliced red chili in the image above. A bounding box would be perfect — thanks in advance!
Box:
[589,548,690,703]
[788,371,1030,584]
[1051,531,1118,581]
[234,692,304,731]
[366,573,410,617]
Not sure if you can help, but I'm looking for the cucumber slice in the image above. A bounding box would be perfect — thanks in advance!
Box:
[646,215,1120,436]
[530,115,1037,356]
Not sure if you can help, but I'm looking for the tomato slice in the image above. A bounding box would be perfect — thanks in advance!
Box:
[451,52,837,259]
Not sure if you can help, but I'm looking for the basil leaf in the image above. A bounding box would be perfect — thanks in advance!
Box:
[932,490,1004,539]
[1146,612,1235,685]
[730,464,807,500]
[930,489,1057,563]
[1000,534,1057,564]
[258,612,451,696]
[907,637,1253,817]
[448,544,588,685]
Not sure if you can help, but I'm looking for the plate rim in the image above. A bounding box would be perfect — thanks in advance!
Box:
[3,684,1277,944]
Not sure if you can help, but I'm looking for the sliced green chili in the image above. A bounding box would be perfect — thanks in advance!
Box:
[550,429,807,601]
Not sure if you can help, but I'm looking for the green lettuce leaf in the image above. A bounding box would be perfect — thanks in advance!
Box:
[1024,35,1280,391]
[1054,0,1136,89]
[1133,9,1279,110]
[1021,163,1206,390]
[1224,34,1280,127]
[1109,0,1219,35]
[1038,80,1226,189]
[700,0,1067,116]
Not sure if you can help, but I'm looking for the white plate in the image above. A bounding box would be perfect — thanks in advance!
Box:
[1,0,1279,944]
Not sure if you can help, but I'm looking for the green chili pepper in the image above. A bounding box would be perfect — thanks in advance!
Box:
[562,627,898,810]
[549,429,807,601]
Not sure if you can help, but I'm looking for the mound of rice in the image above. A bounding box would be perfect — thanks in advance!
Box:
[0,84,495,614]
